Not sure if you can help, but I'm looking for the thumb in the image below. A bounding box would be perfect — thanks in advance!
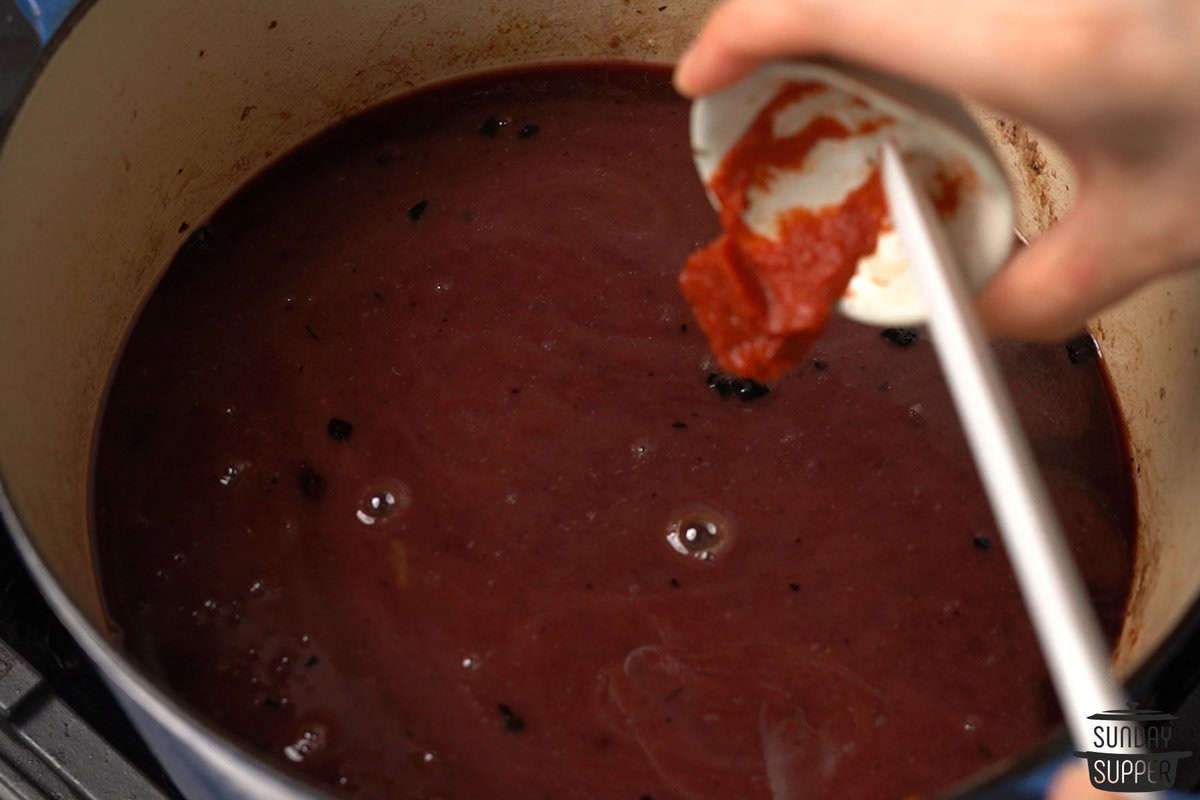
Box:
[976,197,1151,341]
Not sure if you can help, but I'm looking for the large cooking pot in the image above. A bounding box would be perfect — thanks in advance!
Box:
[2,1,1199,798]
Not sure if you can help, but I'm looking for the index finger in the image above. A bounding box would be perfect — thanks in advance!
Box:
[673,0,1111,119]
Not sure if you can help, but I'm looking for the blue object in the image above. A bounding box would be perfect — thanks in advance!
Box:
[966,753,1196,799]
[13,0,77,43]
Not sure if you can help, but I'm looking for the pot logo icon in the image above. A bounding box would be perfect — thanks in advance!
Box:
[1073,706,1191,792]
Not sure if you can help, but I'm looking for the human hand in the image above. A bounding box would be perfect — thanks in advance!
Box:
[674,0,1200,339]
[1048,763,1111,799]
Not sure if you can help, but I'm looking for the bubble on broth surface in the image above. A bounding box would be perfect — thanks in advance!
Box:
[630,437,657,463]
[283,723,328,763]
[355,480,412,525]
[218,461,250,486]
[666,505,734,562]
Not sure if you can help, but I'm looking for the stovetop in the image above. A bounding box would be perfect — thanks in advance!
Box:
[0,522,176,797]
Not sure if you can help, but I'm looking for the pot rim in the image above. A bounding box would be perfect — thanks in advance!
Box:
[1,3,1196,797]
[0,6,334,797]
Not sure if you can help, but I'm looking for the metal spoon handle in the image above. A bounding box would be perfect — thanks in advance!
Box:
[879,141,1124,750]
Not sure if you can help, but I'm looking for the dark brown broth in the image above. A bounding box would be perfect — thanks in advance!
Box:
[93,65,1135,800]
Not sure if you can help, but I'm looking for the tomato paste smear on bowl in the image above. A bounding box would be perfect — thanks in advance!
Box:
[681,81,963,382]
[92,66,1135,800]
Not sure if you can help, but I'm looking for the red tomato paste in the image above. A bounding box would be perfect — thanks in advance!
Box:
[681,82,965,382]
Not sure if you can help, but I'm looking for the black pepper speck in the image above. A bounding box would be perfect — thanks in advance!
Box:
[736,380,769,401]
[973,535,992,551]
[881,328,919,347]
[497,703,526,732]
[517,123,540,139]
[706,373,770,402]
[327,417,353,441]
[706,372,733,398]
[408,200,428,221]
[298,465,327,502]
[1065,334,1099,365]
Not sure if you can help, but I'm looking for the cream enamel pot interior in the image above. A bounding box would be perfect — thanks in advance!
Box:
[2,1,1199,798]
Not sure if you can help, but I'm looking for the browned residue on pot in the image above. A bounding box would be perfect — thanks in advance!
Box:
[990,116,1061,232]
